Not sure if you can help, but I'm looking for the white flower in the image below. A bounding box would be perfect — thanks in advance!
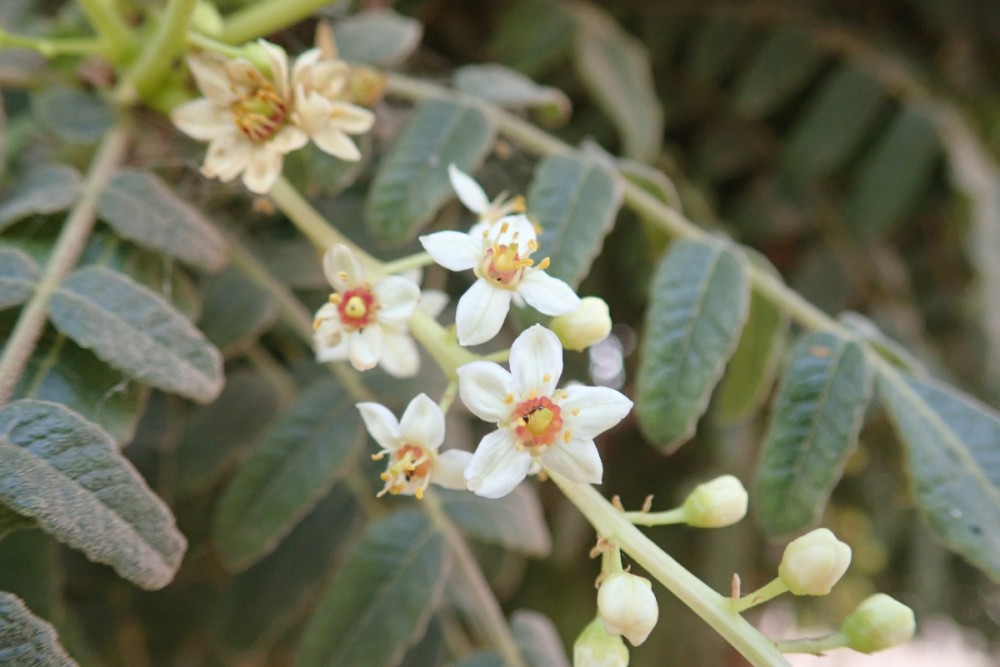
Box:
[457,325,632,498]
[597,572,659,647]
[358,393,472,498]
[313,244,421,375]
[448,164,526,225]
[420,215,581,346]
[778,528,852,596]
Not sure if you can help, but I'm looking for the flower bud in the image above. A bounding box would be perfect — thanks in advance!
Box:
[574,617,629,667]
[682,475,748,528]
[191,1,224,35]
[597,572,659,646]
[842,594,915,654]
[778,528,852,596]
[550,297,613,351]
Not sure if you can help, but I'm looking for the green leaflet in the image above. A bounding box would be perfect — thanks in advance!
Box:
[0,592,76,667]
[296,510,448,667]
[48,266,223,404]
[365,99,495,243]
[569,3,663,163]
[197,265,277,355]
[213,378,363,572]
[838,311,926,375]
[490,0,574,78]
[97,169,228,272]
[753,332,874,535]
[528,152,623,287]
[438,485,551,557]
[0,248,38,309]
[732,27,826,119]
[31,87,113,144]
[878,366,1000,581]
[454,64,570,121]
[333,8,423,67]
[0,164,81,232]
[512,610,571,667]
[0,400,186,590]
[636,239,750,450]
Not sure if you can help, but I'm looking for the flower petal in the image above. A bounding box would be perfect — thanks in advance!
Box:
[315,334,349,362]
[312,127,362,161]
[323,244,365,291]
[448,164,489,214]
[399,393,445,450]
[559,385,633,440]
[419,231,481,272]
[378,329,419,378]
[373,276,420,325]
[186,54,238,103]
[433,450,474,490]
[455,279,511,346]
[356,402,401,451]
[201,137,251,182]
[258,39,291,97]
[171,99,233,141]
[464,429,532,498]
[510,325,563,396]
[241,146,283,194]
[329,101,376,134]
[492,214,536,246]
[349,325,383,370]
[457,361,515,423]
[541,440,603,485]
[518,270,581,316]
[419,289,449,319]
[269,124,309,153]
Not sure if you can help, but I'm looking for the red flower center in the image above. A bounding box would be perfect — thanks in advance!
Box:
[512,395,563,449]
[336,286,377,331]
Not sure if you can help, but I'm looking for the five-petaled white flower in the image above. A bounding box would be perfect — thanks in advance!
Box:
[313,244,421,376]
[420,214,581,346]
[448,164,526,225]
[358,393,472,498]
[457,325,633,498]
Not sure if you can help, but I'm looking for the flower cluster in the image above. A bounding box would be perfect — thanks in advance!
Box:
[172,39,375,193]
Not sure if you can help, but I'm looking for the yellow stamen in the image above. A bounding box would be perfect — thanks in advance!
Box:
[504,393,515,404]
[543,374,551,383]
[537,257,551,270]
[573,408,581,416]
[563,429,572,444]
[329,293,342,304]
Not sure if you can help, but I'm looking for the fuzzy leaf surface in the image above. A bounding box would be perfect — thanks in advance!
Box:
[0,164,81,232]
[333,8,422,67]
[0,592,76,667]
[0,248,38,309]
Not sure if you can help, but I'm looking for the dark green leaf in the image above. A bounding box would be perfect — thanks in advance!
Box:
[0,400,186,589]
[732,27,826,118]
[846,108,940,238]
[48,266,223,404]
[512,610,570,667]
[636,239,751,450]
[686,16,754,83]
[97,169,228,272]
[438,485,551,556]
[754,333,874,534]
[365,99,495,243]
[296,510,448,667]
[489,0,574,78]
[213,378,363,571]
[0,247,37,309]
[838,311,925,375]
[878,367,1000,581]
[528,152,623,287]
[0,592,76,667]
[569,3,663,162]
[32,87,114,144]
[333,8,422,67]
[0,164,80,232]
[453,653,504,667]
[198,265,277,354]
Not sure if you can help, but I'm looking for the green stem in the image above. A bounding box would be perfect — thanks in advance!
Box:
[774,631,848,655]
[77,0,136,61]
[268,176,372,264]
[0,122,130,406]
[622,507,687,526]
[123,0,199,103]
[187,31,247,59]
[549,472,791,667]
[422,489,529,667]
[408,310,477,379]
[380,252,436,276]
[0,30,103,57]
[730,578,789,614]
[438,379,458,413]
[218,0,336,45]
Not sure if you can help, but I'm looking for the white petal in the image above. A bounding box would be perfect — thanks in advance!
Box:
[349,326,383,371]
[518,270,581,316]
[186,54,237,103]
[418,289,449,319]
[357,402,401,451]
[241,147,283,194]
[171,99,233,141]
[541,440,603,485]
[258,39,291,97]
[201,136,252,182]
[312,127,362,161]
[419,231,481,272]
[373,276,420,325]
[559,385,633,440]
[316,335,349,362]
[399,393,445,451]
[433,450,474,490]
[378,329,420,378]
[510,325,563,396]
[323,244,365,291]
[291,48,322,84]
[328,101,376,134]
[464,429,532,498]
[457,361,515,423]
[491,214,536,246]
[455,280,511,346]
[268,124,309,153]
[448,164,489,214]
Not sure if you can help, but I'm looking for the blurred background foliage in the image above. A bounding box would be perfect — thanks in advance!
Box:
[2,0,1000,665]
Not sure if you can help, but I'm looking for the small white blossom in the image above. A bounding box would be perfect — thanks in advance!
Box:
[457,325,632,498]
[448,164,526,225]
[597,572,659,647]
[778,528,852,596]
[313,245,421,376]
[358,393,472,498]
[420,215,580,346]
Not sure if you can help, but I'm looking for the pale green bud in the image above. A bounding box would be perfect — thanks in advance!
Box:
[778,528,851,596]
[550,297,612,351]
[191,2,224,36]
[842,594,915,654]
[574,617,629,667]
[597,572,659,646]
[682,475,748,527]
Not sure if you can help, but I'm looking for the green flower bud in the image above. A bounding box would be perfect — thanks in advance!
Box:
[550,297,613,351]
[778,528,851,596]
[682,475,748,528]
[574,617,629,667]
[597,572,659,646]
[191,1,224,36]
[842,594,915,654]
